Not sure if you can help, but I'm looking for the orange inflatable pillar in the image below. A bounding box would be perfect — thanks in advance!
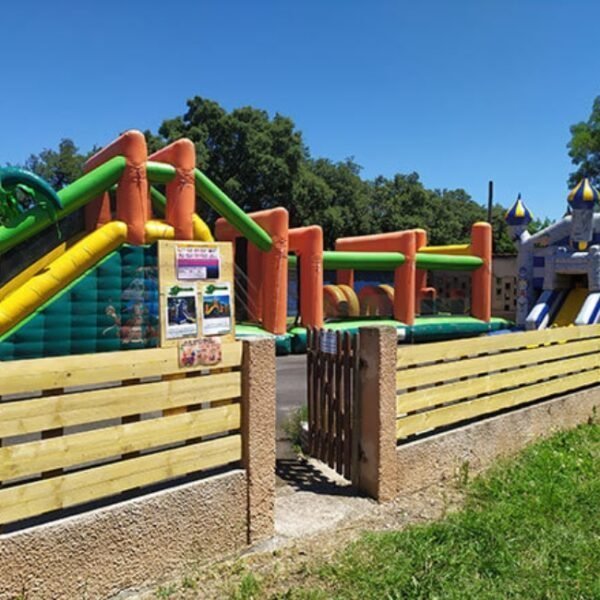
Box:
[259,208,288,335]
[84,191,112,232]
[289,225,324,328]
[148,139,195,240]
[85,130,149,245]
[414,228,428,312]
[470,222,492,322]
[393,231,416,325]
[216,208,288,335]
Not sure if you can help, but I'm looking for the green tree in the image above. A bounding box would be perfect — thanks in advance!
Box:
[568,96,600,186]
[24,139,92,189]
[17,96,517,254]
[528,216,553,235]
[147,97,306,222]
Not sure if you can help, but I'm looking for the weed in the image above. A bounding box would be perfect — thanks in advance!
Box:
[283,405,308,451]
[181,574,197,590]
[231,572,261,599]
[155,584,176,598]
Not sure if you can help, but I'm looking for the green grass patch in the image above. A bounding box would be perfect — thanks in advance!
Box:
[284,424,600,599]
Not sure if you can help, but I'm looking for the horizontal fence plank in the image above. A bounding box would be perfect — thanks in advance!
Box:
[0,434,242,525]
[396,336,600,390]
[397,325,600,369]
[397,351,600,415]
[396,367,600,439]
[0,342,243,396]
[0,404,240,481]
[0,371,241,438]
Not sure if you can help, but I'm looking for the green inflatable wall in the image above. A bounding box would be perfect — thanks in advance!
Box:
[0,244,159,361]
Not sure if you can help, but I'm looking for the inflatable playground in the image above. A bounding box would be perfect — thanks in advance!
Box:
[507,178,600,330]
[0,129,516,361]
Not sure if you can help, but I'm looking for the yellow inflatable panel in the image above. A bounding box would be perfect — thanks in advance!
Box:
[0,222,128,337]
[193,214,214,241]
[418,244,471,256]
[145,220,176,243]
[552,288,588,327]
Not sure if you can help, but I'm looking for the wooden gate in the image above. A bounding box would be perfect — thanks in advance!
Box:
[306,328,360,482]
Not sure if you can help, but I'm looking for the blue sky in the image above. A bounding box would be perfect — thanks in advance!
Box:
[1,1,598,220]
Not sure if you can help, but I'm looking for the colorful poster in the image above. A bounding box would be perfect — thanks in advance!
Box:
[165,285,198,339]
[202,283,232,336]
[179,337,223,367]
[176,246,220,280]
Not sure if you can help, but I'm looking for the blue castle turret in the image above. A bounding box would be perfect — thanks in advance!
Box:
[567,178,599,250]
[505,194,534,324]
[505,193,533,241]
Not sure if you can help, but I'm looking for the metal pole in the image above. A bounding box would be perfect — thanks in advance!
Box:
[487,180,493,223]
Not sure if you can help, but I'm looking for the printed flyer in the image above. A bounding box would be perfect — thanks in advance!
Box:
[202,283,232,336]
[179,337,223,367]
[176,246,220,280]
[165,285,198,339]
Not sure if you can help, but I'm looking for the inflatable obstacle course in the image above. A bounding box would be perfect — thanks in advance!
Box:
[0,129,512,361]
[0,132,248,362]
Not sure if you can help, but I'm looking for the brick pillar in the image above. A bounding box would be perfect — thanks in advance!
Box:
[357,326,398,501]
[241,338,276,543]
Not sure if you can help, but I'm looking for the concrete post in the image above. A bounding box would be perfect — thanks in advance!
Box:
[241,338,276,543]
[357,326,398,501]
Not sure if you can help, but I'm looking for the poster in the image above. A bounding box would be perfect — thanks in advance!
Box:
[176,246,220,280]
[165,285,198,339]
[179,337,222,367]
[202,283,232,336]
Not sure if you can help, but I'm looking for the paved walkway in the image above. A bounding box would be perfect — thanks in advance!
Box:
[270,355,375,548]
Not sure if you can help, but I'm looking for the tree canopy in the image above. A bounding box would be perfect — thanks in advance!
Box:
[16,96,515,252]
[568,96,600,187]
[23,139,94,190]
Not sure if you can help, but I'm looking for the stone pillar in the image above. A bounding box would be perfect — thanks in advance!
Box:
[241,338,276,543]
[357,327,398,501]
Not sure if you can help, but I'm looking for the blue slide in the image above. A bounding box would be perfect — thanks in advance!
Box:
[525,289,568,330]
[575,291,600,325]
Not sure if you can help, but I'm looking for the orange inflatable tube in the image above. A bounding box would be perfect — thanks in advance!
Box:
[148,139,195,241]
[335,230,417,325]
[470,222,492,322]
[288,225,324,328]
[359,284,394,316]
[85,130,149,245]
[216,207,288,335]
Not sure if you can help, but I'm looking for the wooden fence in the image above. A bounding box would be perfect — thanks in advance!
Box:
[0,342,244,528]
[306,328,359,482]
[396,324,600,440]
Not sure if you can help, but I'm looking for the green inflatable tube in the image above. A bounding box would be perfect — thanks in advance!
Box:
[146,162,272,252]
[416,253,483,271]
[304,251,482,271]
[194,169,272,252]
[149,186,167,216]
[323,250,406,270]
[146,161,176,184]
[0,156,126,256]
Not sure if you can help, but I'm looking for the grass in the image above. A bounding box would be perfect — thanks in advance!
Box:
[234,423,600,599]
[282,404,308,451]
